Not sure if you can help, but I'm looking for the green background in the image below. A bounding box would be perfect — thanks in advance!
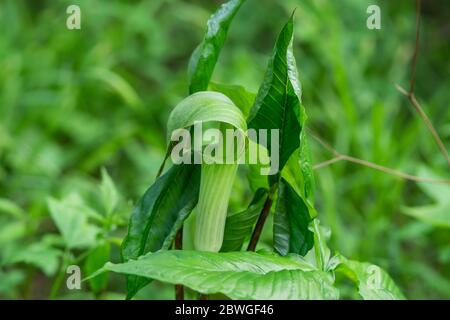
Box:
[0,0,449,299]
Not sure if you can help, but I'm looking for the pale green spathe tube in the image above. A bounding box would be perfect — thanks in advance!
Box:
[166,91,247,253]
[194,163,238,252]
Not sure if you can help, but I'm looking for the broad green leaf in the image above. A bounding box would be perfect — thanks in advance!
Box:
[100,168,119,216]
[247,15,306,175]
[221,188,267,252]
[209,82,256,117]
[85,242,110,294]
[166,91,247,142]
[334,255,405,300]
[188,0,246,93]
[47,195,100,249]
[92,250,339,300]
[402,168,450,228]
[2,243,61,276]
[121,163,201,299]
[274,178,314,256]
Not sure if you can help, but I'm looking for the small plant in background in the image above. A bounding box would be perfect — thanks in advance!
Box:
[45,168,128,298]
[0,168,128,299]
[89,0,406,300]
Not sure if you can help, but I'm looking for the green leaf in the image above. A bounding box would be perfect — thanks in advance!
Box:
[100,168,119,215]
[209,82,256,117]
[245,140,271,191]
[311,219,333,272]
[414,167,450,202]
[221,188,267,252]
[121,163,201,299]
[47,195,100,249]
[92,250,339,300]
[2,243,61,276]
[247,15,306,175]
[403,205,450,228]
[166,91,247,142]
[188,0,246,93]
[334,255,405,300]
[274,178,314,256]
[402,168,450,228]
[85,242,110,294]
[299,131,315,201]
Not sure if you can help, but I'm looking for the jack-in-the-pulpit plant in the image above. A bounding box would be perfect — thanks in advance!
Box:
[90,0,406,301]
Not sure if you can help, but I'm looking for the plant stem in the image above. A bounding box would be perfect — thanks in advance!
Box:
[409,0,421,94]
[49,249,70,299]
[396,0,450,168]
[247,186,276,252]
[396,85,450,168]
[174,227,184,300]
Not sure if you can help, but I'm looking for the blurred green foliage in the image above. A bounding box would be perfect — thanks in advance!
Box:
[0,0,449,299]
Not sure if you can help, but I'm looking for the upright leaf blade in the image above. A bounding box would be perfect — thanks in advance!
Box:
[274,178,314,256]
[247,15,305,175]
[100,168,119,216]
[93,250,339,300]
[188,0,246,93]
[121,163,201,298]
[221,188,267,252]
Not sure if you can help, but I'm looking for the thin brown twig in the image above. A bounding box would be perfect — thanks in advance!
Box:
[247,186,277,252]
[308,1,449,183]
[307,129,339,156]
[396,84,450,168]
[409,0,421,94]
[309,129,450,185]
[313,155,345,170]
[396,0,450,167]
[174,228,184,300]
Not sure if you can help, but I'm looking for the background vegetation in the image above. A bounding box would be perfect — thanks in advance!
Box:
[0,0,449,299]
